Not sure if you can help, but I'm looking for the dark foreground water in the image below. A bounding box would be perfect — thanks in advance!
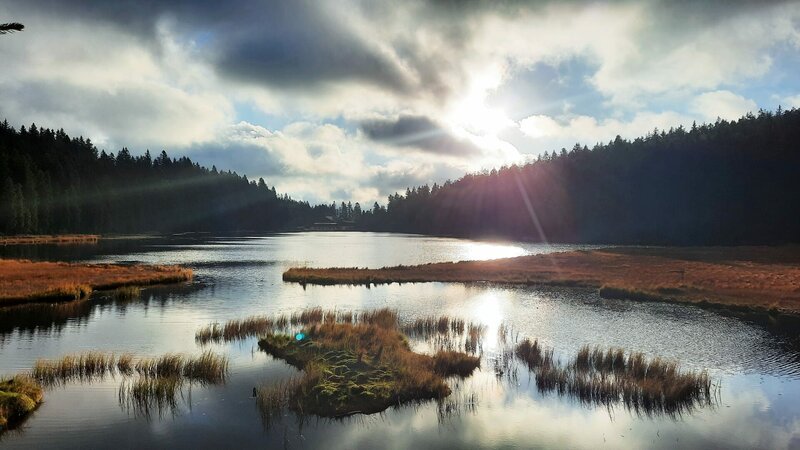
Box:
[0,233,798,449]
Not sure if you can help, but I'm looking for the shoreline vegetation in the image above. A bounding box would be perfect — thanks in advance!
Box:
[0,234,99,246]
[283,246,800,316]
[0,259,192,306]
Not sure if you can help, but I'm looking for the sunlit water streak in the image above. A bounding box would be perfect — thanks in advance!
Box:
[0,232,797,449]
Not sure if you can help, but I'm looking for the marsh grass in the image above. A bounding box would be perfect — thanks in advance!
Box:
[515,339,715,417]
[0,375,43,429]
[254,309,482,421]
[196,308,401,345]
[282,247,800,315]
[401,315,487,354]
[31,350,228,386]
[113,286,141,300]
[118,376,183,419]
[0,259,192,305]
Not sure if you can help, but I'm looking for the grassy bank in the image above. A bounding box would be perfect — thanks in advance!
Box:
[0,259,192,305]
[0,376,43,429]
[0,234,99,245]
[283,246,800,315]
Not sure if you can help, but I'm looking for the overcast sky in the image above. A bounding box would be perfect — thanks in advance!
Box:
[2,0,799,204]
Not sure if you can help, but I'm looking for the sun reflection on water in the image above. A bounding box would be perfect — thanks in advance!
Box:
[468,291,506,351]
[460,242,527,261]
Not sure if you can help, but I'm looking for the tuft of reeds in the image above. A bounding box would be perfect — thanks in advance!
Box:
[401,315,487,354]
[113,286,141,300]
[432,351,481,377]
[515,338,554,370]
[515,340,715,417]
[118,376,183,418]
[196,308,401,344]
[255,376,304,426]
[31,350,228,386]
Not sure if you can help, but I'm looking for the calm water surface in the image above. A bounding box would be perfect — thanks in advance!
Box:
[0,232,798,449]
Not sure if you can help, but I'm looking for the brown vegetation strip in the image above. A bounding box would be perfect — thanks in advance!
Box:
[283,247,800,315]
[0,259,192,305]
[0,234,99,245]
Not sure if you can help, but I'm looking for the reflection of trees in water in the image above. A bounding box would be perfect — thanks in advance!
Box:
[0,282,209,342]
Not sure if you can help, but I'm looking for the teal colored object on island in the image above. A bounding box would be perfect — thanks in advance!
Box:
[295,332,305,341]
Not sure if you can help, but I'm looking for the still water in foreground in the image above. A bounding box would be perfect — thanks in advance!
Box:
[0,232,798,449]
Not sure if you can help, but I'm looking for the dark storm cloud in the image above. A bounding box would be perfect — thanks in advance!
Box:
[15,0,414,94]
[360,115,481,156]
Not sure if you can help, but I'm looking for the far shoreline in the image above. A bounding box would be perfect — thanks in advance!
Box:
[283,246,800,316]
[0,234,100,246]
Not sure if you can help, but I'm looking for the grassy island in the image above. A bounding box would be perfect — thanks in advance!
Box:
[0,376,43,429]
[283,246,800,315]
[254,309,480,418]
[0,259,192,305]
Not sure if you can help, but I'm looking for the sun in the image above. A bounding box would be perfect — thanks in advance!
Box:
[445,65,514,138]
[449,97,514,137]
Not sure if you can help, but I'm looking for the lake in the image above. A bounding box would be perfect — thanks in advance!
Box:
[0,232,798,449]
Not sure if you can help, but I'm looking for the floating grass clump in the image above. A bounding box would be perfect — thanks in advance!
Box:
[515,339,715,416]
[31,350,228,385]
[0,375,43,429]
[196,307,400,344]
[256,309,481,419]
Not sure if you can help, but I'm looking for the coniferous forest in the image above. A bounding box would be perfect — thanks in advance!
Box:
[0,120,329,234]
[2,108,799,244]
[360,108,800,245]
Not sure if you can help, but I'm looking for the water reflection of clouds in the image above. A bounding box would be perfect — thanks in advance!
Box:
[320,377,800,449]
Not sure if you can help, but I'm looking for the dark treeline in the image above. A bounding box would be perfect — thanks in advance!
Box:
[359,108,800,245]
[0,120,333,234]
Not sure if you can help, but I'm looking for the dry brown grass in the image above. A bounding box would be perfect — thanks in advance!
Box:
[283,246,800,315]
[31,350,228,385]
[254,308,481,419]
[196,308,400,344]
[515,339,714,417]
[0,234,99,246]
[0,259,192,305]
[118,377,183,418]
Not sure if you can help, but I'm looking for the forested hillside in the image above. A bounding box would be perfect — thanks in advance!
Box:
[360,108,800,245]
[0,120,328,234]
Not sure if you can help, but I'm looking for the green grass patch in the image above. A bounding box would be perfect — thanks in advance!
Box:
[0,375,43,430]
